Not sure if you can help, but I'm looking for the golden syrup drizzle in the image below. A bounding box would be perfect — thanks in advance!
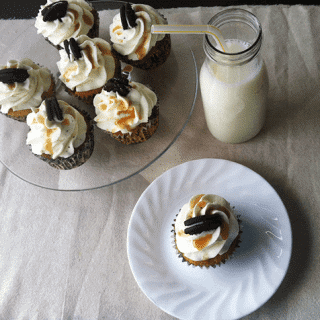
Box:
[63,65,78,83]
[82,12,93,26]
[193,234,213,251]
[68,9,79,20]
[220,218,229,240]
[116,106,135,130]
[62,118,70,126]
[131,6,150,60]
[177,230,189,237]
[190,194,205,209]
[96,42,111,56]
[83,45,95,68]
[113,25,122,33]
[74,22,80,32]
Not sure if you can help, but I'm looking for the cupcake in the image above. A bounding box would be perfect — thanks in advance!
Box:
[35,0,99,50]
[57,35,121,104]
[0,58,55,122]
[26,97,94,169]
[110,3,171,70]
[93,76,159,144]
[173,194,241,268]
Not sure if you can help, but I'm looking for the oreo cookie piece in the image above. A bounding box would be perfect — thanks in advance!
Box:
[42,1,68,22]
[63,39,71,59]
[120,3,137,30]
[184,215,223,235]
[45,97,64,122]
[125,3,137,28]
[69,38,82,60]
[104,77,132,97]
[120,4,129,30]
[0,68,29,84]
[64,38,82,60]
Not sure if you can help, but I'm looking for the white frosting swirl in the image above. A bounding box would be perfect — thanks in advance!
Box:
[110,4,167,60]
[35,0,94,46]
[93,81,157,134]
[175,194,239,261]
[57,35,116,92]
[0,59,52,114]
[26,100,87,159]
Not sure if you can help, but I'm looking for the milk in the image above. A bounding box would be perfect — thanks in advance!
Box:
[200,39,269,143]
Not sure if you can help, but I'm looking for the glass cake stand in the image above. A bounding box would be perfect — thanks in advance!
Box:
[0,1,198,191]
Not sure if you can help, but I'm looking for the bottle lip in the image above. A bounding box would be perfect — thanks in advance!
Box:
[204,8,262,63]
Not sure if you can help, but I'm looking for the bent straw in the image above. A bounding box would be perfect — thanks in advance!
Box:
[151,24,227,52]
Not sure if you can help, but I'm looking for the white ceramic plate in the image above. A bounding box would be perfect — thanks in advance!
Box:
[127,158,292,320]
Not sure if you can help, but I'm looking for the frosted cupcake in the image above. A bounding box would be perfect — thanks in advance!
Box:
[35,0,99,49]
[173,194,241,268]
[110,3,171,70]
[0,58,55,122]
[57,35,121,104]
[93,76,159,144]
[26,97,94,169]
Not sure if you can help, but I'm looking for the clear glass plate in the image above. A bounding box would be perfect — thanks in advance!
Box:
[127,159,292,320]
[0,1,197,191]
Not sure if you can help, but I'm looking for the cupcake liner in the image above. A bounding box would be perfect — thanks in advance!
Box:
[64,84,105,106]
[112,34,171,71]
[172,212,242,269]
[109,105,159,145]
[29,107,94,170]
[0,72,55,122]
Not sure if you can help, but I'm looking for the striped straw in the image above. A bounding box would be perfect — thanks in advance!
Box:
[151,24,227,52]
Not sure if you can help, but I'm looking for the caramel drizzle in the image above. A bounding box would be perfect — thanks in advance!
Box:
[68,8,79,20]
[31,114,58,155]
[83,44,95,68]
[190,194,205,209]
[131,6,150,60]
[193,234,213,251]
[82,12,93,26]
[96,42,111,56]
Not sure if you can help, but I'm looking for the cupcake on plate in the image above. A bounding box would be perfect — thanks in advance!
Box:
[0,58,55,122]
[172,194,241,268]
[110,3,171,70]
[57,35,121,104]
[35,0,99,49]
[26,97,94,169]
[93,76,159,144]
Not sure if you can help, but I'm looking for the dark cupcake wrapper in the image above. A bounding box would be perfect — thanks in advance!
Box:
[28,106,94,170]
[172,211,242,269]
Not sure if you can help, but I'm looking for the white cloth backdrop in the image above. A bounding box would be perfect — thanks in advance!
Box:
[0,5,319,319]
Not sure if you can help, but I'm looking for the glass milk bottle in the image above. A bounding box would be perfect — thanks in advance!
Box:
[200,9,269,143]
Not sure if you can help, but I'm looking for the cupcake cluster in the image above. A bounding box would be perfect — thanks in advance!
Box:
[0,1,171,169]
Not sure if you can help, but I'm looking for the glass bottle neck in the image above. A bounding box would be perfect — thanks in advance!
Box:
[203,9,263,66]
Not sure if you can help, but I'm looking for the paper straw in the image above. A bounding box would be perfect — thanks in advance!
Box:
[151,24,227,52]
